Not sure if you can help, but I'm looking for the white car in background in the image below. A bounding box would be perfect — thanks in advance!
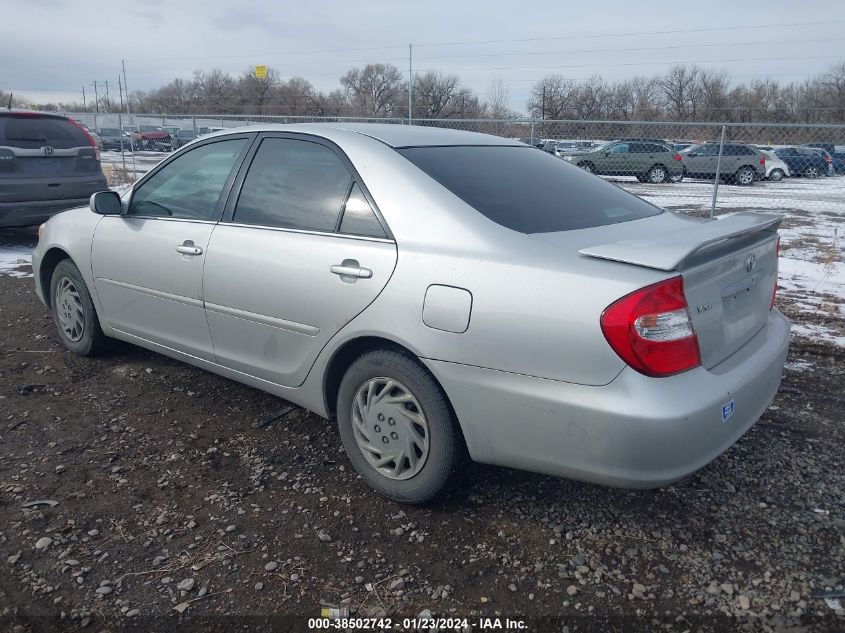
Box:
[761,150,790,181]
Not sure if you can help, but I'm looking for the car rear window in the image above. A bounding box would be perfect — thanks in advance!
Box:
[0,115,89,149]
[397,145,662,233]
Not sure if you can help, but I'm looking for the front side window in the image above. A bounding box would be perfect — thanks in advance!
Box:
[128,138,246,220]
[609,143,629,154]
[234,138,353,231]
[398,145,662,234]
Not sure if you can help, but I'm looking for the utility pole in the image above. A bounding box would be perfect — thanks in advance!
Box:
[122,59,136,178]
[408,43,413,125]
[542,86,546,120]
[118,76,127,173]
[92,81,99,129]
[104,81,110,112]
[82,85,86,111]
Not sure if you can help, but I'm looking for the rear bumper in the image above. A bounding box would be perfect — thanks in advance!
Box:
[0,198,93,227]
[425,309,790,488]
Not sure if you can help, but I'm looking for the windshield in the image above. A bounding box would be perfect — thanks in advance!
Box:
[397,145,662,234]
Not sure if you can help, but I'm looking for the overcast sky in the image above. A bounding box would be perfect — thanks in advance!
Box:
[3,0,845,112]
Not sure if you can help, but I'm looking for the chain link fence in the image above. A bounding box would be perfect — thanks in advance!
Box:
[70,111,844,219]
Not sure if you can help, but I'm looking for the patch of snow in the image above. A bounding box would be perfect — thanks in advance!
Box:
[791,323,845,348]
[0,244,33,278]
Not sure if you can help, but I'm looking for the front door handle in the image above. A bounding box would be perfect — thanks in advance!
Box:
[330,260,372,279]
[176,240,203,256]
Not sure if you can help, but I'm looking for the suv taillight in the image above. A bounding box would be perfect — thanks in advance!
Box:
[672,154,683,161]
[759,156,766,166]
[69,118,100,160]
[600,276,701,378]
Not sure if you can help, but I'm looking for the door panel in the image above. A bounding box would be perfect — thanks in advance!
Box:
[203,226,397,387]
[91,217,216,359]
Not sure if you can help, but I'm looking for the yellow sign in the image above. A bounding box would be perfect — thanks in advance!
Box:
[254,65,267,79]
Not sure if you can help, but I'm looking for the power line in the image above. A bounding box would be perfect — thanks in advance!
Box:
[127,19,845,67]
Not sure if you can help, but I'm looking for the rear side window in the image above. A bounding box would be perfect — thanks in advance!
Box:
[0,116,88,149]
[234,138,353,231]
[398,146,662,234]
[339,183,386,238]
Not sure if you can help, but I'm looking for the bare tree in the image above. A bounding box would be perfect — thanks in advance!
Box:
[657,65,702,120]
[341,63,403,116]
[485,78,515,119]
[193,69,236,113]
[412,71,461,118]
[527,75,577,119]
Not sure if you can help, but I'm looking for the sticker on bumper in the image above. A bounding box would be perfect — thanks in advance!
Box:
[721,399,735,422]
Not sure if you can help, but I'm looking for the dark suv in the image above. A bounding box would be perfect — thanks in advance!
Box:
[0,111,108,227]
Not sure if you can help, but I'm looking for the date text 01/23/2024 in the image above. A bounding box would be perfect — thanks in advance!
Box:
[307,616,527,629]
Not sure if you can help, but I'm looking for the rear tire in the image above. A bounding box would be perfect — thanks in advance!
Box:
[734,166,755,186]
[49,259,108,356]
[669,170,684,183]
[337,349,460,504]
[804,165,821,178]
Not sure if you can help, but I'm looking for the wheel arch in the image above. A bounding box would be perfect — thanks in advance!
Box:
[39,247,74,308]
[321,335,468,452]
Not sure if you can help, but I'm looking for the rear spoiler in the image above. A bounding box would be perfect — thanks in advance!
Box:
[579,212,783,271]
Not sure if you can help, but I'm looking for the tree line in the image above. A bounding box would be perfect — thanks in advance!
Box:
[3,61,844,123]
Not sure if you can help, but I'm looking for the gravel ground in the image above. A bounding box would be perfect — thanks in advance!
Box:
[1,227,844,633]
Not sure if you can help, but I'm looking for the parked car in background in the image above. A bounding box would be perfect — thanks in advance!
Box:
[565,140,684,183]
[774,147,830,178]
[680,143,765,186]
[761,150,790,181]
[132,125,172,151]
[31,123,789,503]
[0,110,108,227]
[78,123,103,151]
[803,145,843,175]
[98,127,133,152]
[172,128,198,149]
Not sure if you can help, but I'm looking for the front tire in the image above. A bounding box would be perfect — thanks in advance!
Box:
[768,168,784,182]
[646,164,668,184]
[337,349,460,504]
[49,259,108,356]
[577,161,595,174]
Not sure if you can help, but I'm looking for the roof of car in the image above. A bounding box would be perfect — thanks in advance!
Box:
[204,122,523,148]
[0,108,67,119]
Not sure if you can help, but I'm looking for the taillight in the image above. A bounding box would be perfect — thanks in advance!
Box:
[824,155,832,163]
[759,156,766,166]
[68,118,100,160]
[771,236,780,310]
[600,276,701,378]
[672,154,683,161]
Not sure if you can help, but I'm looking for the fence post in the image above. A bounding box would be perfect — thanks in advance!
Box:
[530,120,535,145]
[118,112,126,176]
[710,124,727,219]
[192,116,197,137]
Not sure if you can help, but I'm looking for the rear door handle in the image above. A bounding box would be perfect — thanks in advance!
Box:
[330,261,372,279]
[176,240,203,256]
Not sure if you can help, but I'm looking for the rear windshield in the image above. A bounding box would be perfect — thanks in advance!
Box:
[0,115,89,149]
[397,145,662,233]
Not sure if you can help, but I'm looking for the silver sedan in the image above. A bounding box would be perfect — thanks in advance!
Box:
[31,124,790,503]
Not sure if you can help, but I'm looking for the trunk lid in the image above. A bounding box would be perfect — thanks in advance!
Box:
[577,212,782,369]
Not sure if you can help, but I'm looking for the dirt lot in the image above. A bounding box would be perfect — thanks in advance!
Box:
[1,226,844,633]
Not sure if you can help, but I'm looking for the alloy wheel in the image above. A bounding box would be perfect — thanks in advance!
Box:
[649,166,667,183]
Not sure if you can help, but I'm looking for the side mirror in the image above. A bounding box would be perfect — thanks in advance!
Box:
[90,191,123,215]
